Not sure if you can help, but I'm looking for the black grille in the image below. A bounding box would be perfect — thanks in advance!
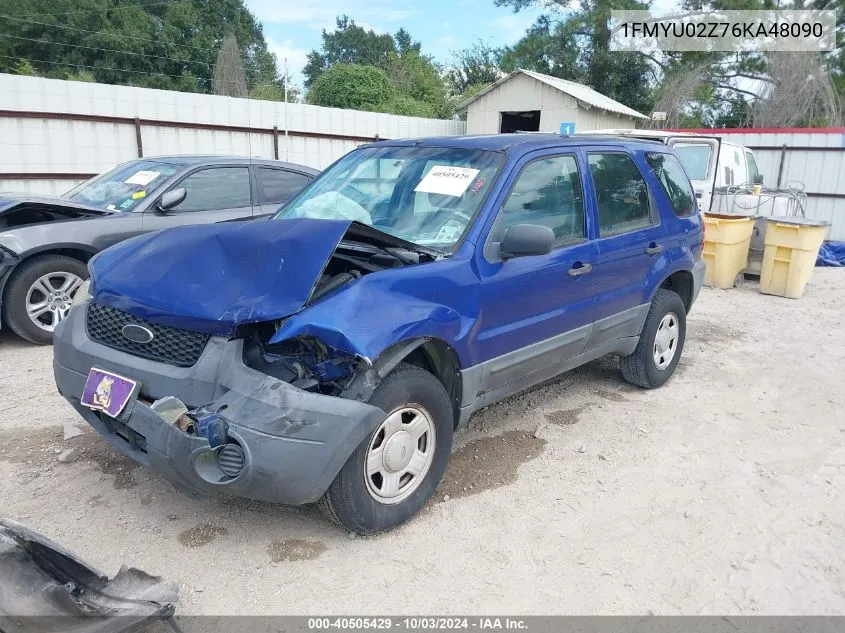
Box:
[86,302,209,367]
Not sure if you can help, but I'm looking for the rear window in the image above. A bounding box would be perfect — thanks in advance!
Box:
[645,152,697,217]
[673,144,711,181]
[259,168,311,205]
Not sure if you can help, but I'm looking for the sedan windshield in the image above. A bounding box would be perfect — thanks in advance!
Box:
[276,146,504,250]
[64,160,180,211]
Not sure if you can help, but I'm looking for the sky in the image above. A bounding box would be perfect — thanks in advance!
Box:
[243,0,546,87]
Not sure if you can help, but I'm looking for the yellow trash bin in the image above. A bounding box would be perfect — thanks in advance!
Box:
[702,213,755,289]
[760,217,829,299]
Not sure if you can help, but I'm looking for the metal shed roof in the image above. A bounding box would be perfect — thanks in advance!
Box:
[456,68,648,120]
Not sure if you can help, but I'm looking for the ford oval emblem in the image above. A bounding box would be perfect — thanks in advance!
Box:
[122,324,154,344]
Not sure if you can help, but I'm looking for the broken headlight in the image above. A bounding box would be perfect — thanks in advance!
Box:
[243,334,357,393]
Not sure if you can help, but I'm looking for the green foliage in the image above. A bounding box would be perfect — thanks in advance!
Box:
[497,0,654,115]
[308,64,396,111]
[446,40,503,95]
[12,58,39,76]
[304,16,450,118]
[304,16,397,88]
[249,77,301,102]
[0,0,279,94]
[66,69,95,82]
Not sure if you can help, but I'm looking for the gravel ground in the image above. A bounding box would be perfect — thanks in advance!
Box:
[1,269,844,615]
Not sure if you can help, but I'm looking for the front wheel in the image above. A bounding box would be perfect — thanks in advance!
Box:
[620,288,686,389]
[318,363,454,534]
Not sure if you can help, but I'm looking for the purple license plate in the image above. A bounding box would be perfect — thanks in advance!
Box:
[81,368,138,418]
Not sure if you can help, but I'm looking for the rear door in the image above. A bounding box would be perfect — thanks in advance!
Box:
[667,137,720,213]
[255,167,313,217]
[585,148,668,341]
[142,165,253,231]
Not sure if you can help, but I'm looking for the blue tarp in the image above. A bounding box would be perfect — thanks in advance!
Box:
[817,241,845,267]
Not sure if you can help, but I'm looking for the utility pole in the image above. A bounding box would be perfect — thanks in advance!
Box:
[283,57,289,162]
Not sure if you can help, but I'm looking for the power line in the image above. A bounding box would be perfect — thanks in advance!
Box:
[0,32,252,74]
[0,14,221,54]
[0,53,211,82]
[15,1,184,19]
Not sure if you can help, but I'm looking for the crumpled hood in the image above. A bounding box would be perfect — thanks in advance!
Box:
[0,192,110,217]
[91,218,353,335]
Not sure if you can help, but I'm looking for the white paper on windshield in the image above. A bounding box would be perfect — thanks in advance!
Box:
[124,170,160,186]
[414,166,480,197]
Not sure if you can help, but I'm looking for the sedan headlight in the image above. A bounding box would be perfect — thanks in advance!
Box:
[71,279,91,308]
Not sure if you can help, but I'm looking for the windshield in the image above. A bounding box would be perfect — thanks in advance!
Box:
[673,144,712,181]
[276,145,504,250]
[64,160,180,211]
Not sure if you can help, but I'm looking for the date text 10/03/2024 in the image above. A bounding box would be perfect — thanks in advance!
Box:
[308,617,529,630]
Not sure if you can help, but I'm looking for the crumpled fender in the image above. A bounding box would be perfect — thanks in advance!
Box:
[270,254,481,369]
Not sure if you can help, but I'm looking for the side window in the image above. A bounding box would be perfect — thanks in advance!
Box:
[171,167,251,212]
[645,152,696,217]
[587,153,653,237]
[491,154,585,248]
[745,151,760,184]
[259,168,311,205]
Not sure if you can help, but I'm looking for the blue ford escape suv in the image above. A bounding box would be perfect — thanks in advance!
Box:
[53,134,705,533]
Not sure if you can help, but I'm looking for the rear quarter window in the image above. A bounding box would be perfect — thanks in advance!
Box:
[645,152,697,217]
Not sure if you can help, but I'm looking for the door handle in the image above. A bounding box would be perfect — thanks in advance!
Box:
[567,263,592,277]
[644,243,664,255]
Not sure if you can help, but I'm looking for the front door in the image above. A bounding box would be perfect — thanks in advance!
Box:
[585,149,668,342]
[142,165,254,231]
[474,151,598,398]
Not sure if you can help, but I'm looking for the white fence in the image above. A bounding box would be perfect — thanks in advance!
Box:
[0,73,466,195]
[688,128,845,241]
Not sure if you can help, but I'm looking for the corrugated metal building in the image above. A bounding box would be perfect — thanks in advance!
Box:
[457,69,648,135]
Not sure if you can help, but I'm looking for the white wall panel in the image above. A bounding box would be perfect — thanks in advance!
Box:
[0,73,465,194]
[704,130,845,241]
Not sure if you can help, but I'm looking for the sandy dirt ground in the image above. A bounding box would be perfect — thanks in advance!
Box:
[1,269,844,615]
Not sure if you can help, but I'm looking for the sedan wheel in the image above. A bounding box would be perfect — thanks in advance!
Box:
[2,255,89,344]
[25,272,84,333]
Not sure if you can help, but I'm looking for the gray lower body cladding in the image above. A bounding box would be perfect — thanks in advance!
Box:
[52,305,386,505]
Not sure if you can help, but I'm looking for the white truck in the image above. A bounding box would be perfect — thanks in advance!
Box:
[578,129,763,214]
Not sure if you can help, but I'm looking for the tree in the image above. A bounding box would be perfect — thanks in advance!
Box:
[212,33,247,97]
[304,16,396,88]
[308,64,396,111]
[0,0,279,94]
[496,0,655,114]
[303,16,450,117]
[12,58,39,76]
[446,40,503,95]
[249,72,302,102]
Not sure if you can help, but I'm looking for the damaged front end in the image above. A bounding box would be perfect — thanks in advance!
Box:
[0,519,177,633]
[54,218,443,505]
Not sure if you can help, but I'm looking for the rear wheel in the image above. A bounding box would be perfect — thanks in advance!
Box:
[620,288,686,389]
[2,255,88,345]
[318,363,453,534]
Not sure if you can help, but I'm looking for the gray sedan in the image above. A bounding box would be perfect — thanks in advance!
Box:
[0,156,318,344]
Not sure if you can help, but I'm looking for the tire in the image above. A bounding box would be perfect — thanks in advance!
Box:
[2,255,88,345]
[620,288,686,389]
[318,363,454,534]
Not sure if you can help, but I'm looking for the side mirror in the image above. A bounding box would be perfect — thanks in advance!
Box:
[499,224,554,259]
[157,187,186,212]
[753,173,764,185]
